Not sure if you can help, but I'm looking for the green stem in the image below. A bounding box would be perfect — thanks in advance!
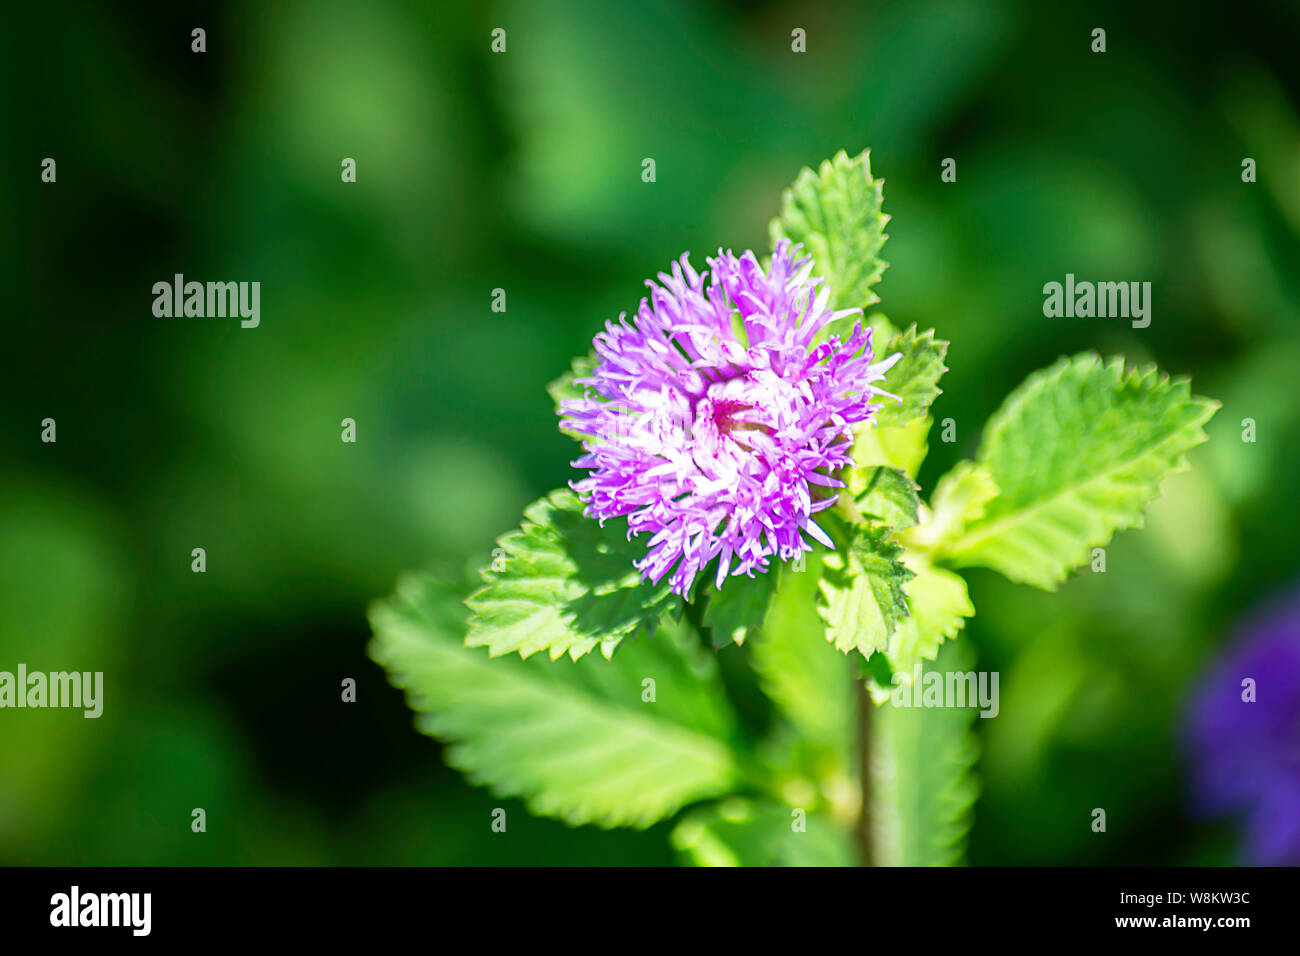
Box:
[855,676,875,866]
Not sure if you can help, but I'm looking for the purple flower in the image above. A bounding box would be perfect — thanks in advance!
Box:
[559,240,899,596]
[1185,589,1300,865]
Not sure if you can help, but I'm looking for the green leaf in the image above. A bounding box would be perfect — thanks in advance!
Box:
[865,313,899,344]
[874,326,949,429]
[370,575,742,829]
[870,639,981,866]
[885,552,975,681]
[547,352,598,441]
[465,489,678,660]
[770,149,889,334]
[817,522,915,656]
[671,798,855,867]
[546,351,598,408]
[851,415,931,478]
[751,561,855,753]
[906,461,998,554]
[844,325,945,482]
[849,465,920,530]
[940,354,1219,589]
[701,566,780,649]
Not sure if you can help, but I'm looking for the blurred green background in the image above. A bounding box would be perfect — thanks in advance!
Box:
[3,0,1298,865]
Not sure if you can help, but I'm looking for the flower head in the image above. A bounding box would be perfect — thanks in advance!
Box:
[559,240,899,595]
[1185,589,1300,865]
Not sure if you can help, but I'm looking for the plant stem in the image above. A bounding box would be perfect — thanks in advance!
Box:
[855,677,875,866]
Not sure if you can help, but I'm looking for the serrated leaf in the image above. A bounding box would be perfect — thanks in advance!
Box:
[852,414,931,478]
[885,552,975,681]
[370,575,741,829]
[770,149,889,337]
[907,461,999,553]
[870,639,980,866]
[701,566,780,649]
[874,326,949,428]
[850,465,919,530]
[466,489,678,660]
[941,354,1219,589]
[818,522,915,656]
[547,351,598,407]
[671,798,855,867]
[865,313,899,343]
[548,351,598,440]
[849,322,938,478]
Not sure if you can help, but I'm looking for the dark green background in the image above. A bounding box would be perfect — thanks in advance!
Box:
[3,0,1298,864]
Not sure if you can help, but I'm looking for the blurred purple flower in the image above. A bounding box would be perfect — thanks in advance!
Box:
[1186,589,1300,864]
[559,241,898,596]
